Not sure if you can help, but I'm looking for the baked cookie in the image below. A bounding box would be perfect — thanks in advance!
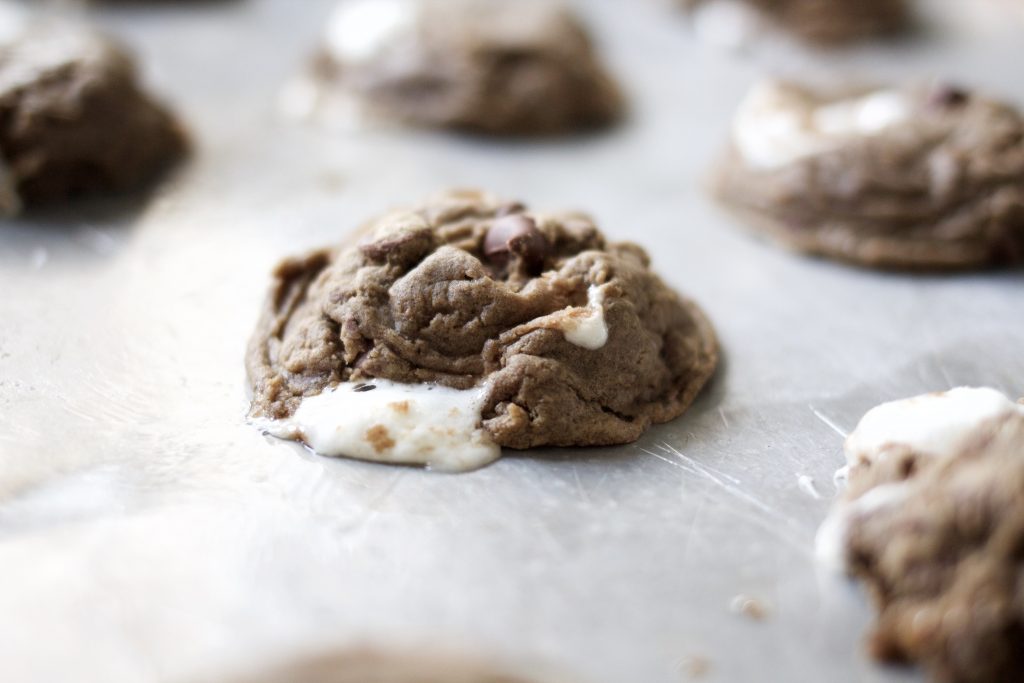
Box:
[287,0,623,136]
[247,190,718,471]
[0,24,187,214]
[713,80,1024,270]
[683,0,909,47]
[817,388,1024,683]
[224,649,547,683]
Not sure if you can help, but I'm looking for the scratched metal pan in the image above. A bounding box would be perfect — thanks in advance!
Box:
[1,0,1022,681]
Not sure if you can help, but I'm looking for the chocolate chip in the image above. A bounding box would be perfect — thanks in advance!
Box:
[928,84,970,109]
[483,214,548,272]
[353,383,376,392]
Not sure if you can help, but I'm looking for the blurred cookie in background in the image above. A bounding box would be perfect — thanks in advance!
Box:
[281,0,624,137]
[682,0,909,50]
[0,21,187,215]
[711,79,1024,270]
[213,648,569,683]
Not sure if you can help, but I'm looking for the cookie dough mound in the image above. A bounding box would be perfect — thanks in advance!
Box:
[247,190,717,467]
[817,388,1024,683]
[683,0,908,47]
[713,80,1024,270]
[305,0,624,136]
[0,24,187,212]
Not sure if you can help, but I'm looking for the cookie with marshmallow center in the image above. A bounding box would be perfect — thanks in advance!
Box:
[287,0,624,137]
[246,190,718,471]
[713,80,1024,269]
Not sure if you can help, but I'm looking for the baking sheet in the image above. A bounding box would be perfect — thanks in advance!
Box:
[1,0,1023,681]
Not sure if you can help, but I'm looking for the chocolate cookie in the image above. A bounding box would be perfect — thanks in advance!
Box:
[0,24,187,213]
[291,0,623,136]
[683,0,909,47]
[817,388,1024,683]
[713,80,1024,270]
[247,190,718,471]
[224,649,545,683]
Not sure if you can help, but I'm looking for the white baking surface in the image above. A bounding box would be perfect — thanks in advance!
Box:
[1,0,1023,682]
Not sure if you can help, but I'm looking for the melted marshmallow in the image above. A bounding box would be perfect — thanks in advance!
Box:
[845,387,1024,466]
[733,81,913,169]
[816,387,1024,570]
[560,285,609,350]
[259,379,499,472]
[325,0,418,63]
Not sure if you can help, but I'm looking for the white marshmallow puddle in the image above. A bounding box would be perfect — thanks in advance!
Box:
[733,81,913,169]
[325,0,418,63]
[258,379,500,472]
[815,387,1024,570]
[559,285,609,350]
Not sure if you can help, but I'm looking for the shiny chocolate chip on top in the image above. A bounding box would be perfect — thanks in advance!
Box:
[483,214,549,272]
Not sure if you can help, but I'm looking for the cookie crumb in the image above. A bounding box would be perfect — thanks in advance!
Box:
[676,654,711,679]
[729,594,769,620]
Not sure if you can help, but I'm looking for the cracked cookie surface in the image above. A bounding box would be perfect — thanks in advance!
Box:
[714,80,1024,270]
[247,190,717,467]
